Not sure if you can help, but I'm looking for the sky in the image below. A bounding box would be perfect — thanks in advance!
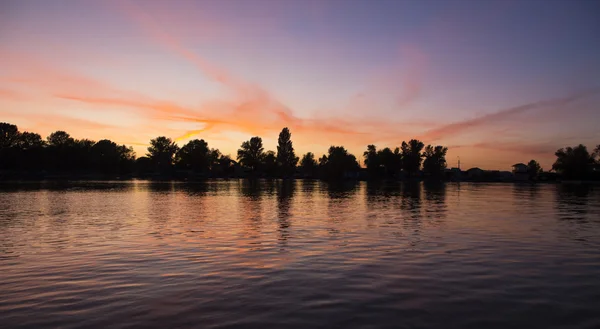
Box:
[1,0,599,170]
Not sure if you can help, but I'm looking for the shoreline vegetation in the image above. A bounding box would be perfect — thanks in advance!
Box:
[1,122,599,183]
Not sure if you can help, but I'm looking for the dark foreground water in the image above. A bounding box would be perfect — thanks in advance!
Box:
[1,180,600,329]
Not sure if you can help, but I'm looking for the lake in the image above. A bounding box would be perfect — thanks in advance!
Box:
[1,180,599,329]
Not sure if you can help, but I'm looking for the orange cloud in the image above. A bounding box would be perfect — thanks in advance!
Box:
[107,1,432,151]
[0,88,27,101]
[114,1,391,140]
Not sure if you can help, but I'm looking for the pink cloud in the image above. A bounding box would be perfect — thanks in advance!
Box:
[419,89,600,142]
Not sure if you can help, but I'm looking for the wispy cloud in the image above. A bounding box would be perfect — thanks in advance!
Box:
[419,89,600,141]
[113,0,422,144]
[1,50,416,152]
[452,141,558,155]
[1,109,118,134]
[0,88,27,101]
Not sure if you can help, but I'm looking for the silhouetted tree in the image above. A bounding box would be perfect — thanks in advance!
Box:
[17,132,45,149]
[237,136,265,173]
[422,145,448,178]
[276,127,298,177]
[552,145,594,180]
[319,155,328,166]
[16,132,45,171]
[527,159,542,180]
[0,122,20,148]
[45,131,76,172]
[379,147,402,178]
[47,131,74,147]
[320,146,359,180]
[594,145,600,163]
[91,139,118,173]
[0,123,20,170]
[135,157,153,176]
[208,148,222,171]
[299,152,317,177]
[363,145,403,179]
[401,139,425,178]
[91,139,135,175]
[212,153,236,177]
[364,144,381,177]
[147,136,179,175]
[263,151,278,177]
[73,139,95,171]
[176,139,211,174]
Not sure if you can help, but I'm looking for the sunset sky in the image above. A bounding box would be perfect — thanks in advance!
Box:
[1,0,599,170]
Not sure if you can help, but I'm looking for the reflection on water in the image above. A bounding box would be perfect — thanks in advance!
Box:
[1,181,600,329]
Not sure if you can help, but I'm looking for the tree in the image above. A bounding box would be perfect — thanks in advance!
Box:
[320,146,359,180]
[378,147,402,178]
[276,127,298,177]
[212,153,236,177]
[299,152,318,177]
[401,139,425,177]
[135,157,153,176]
[208,148,221,170]
[91,139,119,173]
[527,159,542,180]
[319,155,328,166]
[422,145,448,178]
[71,139,95,171]
[47,131,74,147]
[16,132,45,171]
[237,136,265,173]
[363,144,380,177]
[45,131,76,172]
[0,123,21,170]
[176,139,211,173]
[263,151,278,177]
[17,132,45,149]
[0,122,20,148]
[552,144,594,180]
[594,145,600,163]
[91,139,135,175]
[147,136,179,174]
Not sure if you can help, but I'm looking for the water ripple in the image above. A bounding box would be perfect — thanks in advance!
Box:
[1,181,600,328]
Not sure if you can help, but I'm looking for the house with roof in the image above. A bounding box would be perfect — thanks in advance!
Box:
[512,163,529,181]
[466,167,484,180]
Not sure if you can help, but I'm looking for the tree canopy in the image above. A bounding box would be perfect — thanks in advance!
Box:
[176,139,211,173]
[422,145,448,178]
[0,123,20,148]
[552,144,595,180]
[276,127,298,177]
[527,160,542,179]
[237,136,265,173]
[299,152,318,177]
[148,136,179,174]
[401,139,425,178]
[320,146,360,180]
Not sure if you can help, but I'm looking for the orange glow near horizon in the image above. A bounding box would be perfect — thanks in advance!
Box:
[1,0,599,170]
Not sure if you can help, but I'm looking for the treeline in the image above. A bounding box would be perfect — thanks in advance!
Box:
[0,124,136,178]
[1,122,598,181]
[0,122,447,180]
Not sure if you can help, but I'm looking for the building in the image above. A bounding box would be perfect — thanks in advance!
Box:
[512,163,529,181]
[466,167,484,180]
[512,163,528,174]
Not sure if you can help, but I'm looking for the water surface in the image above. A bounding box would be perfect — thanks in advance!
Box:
[1,180,600,328]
